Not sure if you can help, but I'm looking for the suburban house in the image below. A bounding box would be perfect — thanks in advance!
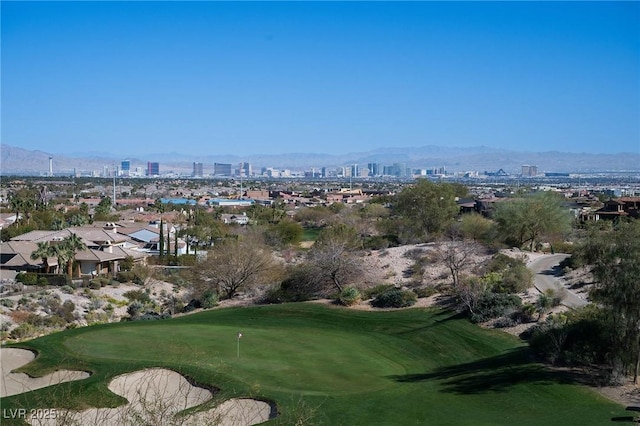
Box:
[221,213,249,225]
[594,197,640,221]
[0,223,148,278]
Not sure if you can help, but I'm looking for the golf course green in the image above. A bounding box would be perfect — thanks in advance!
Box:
[2,303,628,425]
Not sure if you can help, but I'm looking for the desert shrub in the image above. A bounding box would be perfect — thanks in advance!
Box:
[403,247,425,260]
[37,277,49,286]
[87,297,103,311]
[201,290,218,309]
[484,254,532,294]
[88,277,110,289]
[123,289,151,303]
[0,299,15,308]
[362,284,396,299]
[559,255,583,270]
[85,311,110,325]
[120,256,135,271]
[262,281,314,304]
[469,292,522,323]
[497,264,533,294]
[486,253,523,273]
[127,301,145,319]
[117,266,149,285]
[60,285,75,294]
[39,293,61,313]
[371,289,417,308]
[363,236,392,250]
[22,313,66,328]
[16,272,38,285]
[271,265,326,302]
[264,220,304,248]
[10,323,38,339]
[182,299,202,313]
[527,309,611,368]
[517,303,537,323]
[138,312,171,321]
[551,241,575,254]
[494,316,519,328]
[338,286,361,306]
[413,286,438,298]
[116,271,136,283]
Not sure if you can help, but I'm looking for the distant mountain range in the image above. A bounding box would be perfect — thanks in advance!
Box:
[1,144,638,176]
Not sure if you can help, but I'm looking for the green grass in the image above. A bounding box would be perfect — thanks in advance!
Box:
[301,226,323,242]
[2,303,627,425]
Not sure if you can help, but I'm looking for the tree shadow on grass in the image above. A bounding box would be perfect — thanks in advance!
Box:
[388,347,593,395]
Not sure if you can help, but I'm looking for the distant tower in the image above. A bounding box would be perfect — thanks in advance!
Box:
[192,162,203,178]
[121,160,131,177]
[49,157,53,177]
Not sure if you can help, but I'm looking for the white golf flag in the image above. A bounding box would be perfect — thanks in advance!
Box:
[238,332,242,338]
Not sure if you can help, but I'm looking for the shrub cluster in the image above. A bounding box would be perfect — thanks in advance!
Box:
[371,288,417,308]
[469,292,522,324]
[338,286,361,306]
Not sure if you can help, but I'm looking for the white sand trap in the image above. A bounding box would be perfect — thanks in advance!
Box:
[1,348,90,397]
[27,368,272,426]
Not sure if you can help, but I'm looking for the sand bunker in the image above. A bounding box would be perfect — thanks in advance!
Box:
[24,368,272,426]
[1,348,90,397]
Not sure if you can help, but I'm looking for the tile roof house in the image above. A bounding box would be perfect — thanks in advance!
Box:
[1,223,149,278]
[595,197,640,221]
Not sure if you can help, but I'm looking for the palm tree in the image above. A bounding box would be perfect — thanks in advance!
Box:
[62,233,87,278]
[50,243,71,276]
[30,241,53,273]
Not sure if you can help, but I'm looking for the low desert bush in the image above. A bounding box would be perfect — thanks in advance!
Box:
[123,289,151,303]
[413,286,438,298]
[362,284,395,300]
[10,323,38,340]
[338,286,361,306]
[371,289,417,308]
[200,290,218,309]
[469,292,522,323]
[16,272,38,285]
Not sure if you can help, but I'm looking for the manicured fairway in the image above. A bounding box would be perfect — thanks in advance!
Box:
[2,303,628,425]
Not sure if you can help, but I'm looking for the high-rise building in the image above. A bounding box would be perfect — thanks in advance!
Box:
[238,162,251,177]
[521,165,538,177]
[193,162,204,178]
[214,163,232,176]
[121,160,131,176]
[367,162,380,177]
[147,162,160,176]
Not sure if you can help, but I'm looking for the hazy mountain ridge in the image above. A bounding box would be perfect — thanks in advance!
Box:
[1,144,638,175]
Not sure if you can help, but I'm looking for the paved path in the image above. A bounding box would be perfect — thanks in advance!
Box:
[528,254,589,309]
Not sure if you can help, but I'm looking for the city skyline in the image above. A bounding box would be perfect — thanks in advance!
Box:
[2,1,639,157]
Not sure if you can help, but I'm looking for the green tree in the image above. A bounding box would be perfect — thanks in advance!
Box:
[390,179,460,242]
[493,191,571,251]
[95,197,112,216]
[264,220,304,248]
[581,221,640,383]
[460,213,495,242]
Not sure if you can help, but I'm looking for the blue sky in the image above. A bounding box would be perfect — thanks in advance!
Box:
[2,1,639,157]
